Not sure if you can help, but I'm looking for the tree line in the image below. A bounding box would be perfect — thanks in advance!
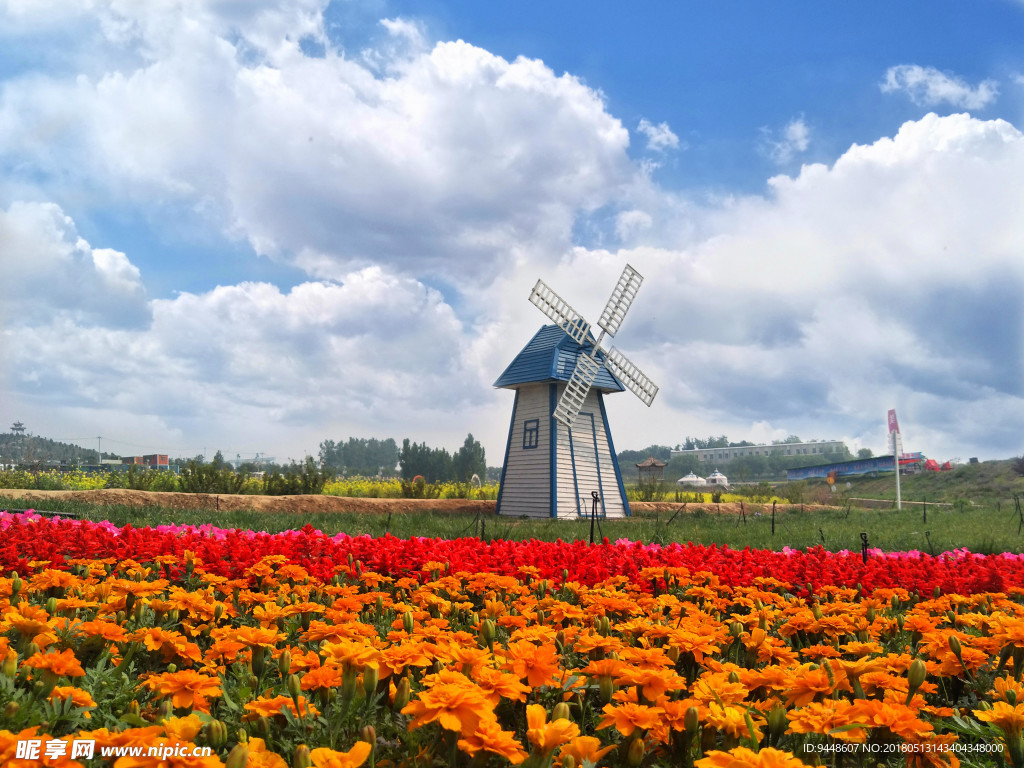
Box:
[318,434,486,484]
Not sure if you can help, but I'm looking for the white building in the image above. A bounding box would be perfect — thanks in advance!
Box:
[672,440,846,463]
[677,472,706,486]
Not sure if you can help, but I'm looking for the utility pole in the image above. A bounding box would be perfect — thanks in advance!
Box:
[97,436,102,464]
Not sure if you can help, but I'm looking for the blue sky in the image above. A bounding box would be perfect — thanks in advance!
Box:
[1,0,1023,467]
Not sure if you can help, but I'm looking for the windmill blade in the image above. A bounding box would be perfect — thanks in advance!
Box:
[529,280,593,345]
[553,352,601,428]
[605,347,659,407]
[597,263,643,337]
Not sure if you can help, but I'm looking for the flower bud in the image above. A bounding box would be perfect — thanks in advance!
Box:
[562,757,576,768]
[866,606,876,623]
[205,720,227,750]
[728,671,740,684]
[934,585,942,598]
[292,745,312,768]
[684,706,699,735]
[363,665,379,697]
[4,701,19,719]
[599,676,615,703]
[482,619,496,643]
[225,743,248,768]
[2,654,16,678]
[627,736,645,766]
[127,701,140,716]
[768,704,787,741]
[375,596,384,615]
[403,611,415,634]
[562,568,569,582]
[908,658,927,691]
[157,700,174,722]
[949,635,963,660]
[10,574,21,595]
[393,676,411,711]
[255,716,271,740]
[214,602,225,620]
[360,725,376,745]
[287,674,302,700]
[552,702,571,721]
[46,597,58,615]
[278,650,292,677]
[166,663,177,674]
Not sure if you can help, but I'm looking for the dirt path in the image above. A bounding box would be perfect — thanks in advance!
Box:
[0,489,839,516]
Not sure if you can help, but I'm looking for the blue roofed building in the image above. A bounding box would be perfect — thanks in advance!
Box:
[494,325,630,519]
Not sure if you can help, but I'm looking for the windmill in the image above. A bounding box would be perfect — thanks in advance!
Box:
[494,264,658,519]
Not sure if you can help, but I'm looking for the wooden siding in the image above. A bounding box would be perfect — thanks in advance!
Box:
[496,384,552,517]
[553,388,627,519]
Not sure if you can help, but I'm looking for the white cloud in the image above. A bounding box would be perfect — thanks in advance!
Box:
[0,201,148,329]
[0,6,632,283]
[637,118,680,152]
[881,64,999,110]
[760,117,811,164]
[2,204,494,455]
[615,209,653,240]
[583,113,1024,460]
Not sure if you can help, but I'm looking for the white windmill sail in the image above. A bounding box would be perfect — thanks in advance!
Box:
[605,347,658,407]
[598,264,643,337]
[528,280,593,346]
[531,263,658,429]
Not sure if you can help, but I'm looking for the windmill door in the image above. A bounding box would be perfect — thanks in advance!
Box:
[570,412,609,517]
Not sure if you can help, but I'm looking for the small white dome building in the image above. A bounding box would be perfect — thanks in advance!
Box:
[677,472,707,486]
[706,469,729,486]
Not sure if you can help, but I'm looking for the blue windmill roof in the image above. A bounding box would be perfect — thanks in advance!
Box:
[493,325,626,392]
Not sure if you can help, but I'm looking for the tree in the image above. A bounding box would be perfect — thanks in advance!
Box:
[453,434,486,482]
[857,448,874,459]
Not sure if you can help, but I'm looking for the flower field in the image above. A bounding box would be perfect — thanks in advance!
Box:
[3,511,1024,767]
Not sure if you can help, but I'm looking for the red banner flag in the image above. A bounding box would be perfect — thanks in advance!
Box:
[887,409,900,435]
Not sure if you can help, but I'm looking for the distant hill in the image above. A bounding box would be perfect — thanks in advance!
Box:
[824,458,1024,504]
[0,433,116,465]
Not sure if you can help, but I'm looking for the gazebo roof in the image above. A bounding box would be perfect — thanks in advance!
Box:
[636,456,667,468]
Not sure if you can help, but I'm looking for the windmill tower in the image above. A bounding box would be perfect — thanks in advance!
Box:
[494,264,658,519]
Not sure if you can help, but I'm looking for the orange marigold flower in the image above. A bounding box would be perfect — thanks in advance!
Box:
[706,702,763,741]
[976,701,1024,736]
[309,742,373,768]
[457,719,529,765]
[558,735,616,766]
[526,704,580,755]
[596,702,665,737]
[787,699,866,742]
[24,648,85,678]
[402,672,494,736]
[246,737,288,768]
[503,640,561,688]
[50,686,97,716]
[301,666,344,691]
[848,699,933,741]
[696,746,808,768]
[244,694,319,720]
[233,625,285,648]
[144,670,223,712]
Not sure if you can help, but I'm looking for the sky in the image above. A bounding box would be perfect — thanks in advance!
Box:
[2,0,1023,467]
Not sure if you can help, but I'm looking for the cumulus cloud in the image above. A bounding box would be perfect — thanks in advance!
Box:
[637,118,680,152]
[760,117,811,164]
[2,205,491,452]
[0,201,149,329]
[881,64,999,110]
[585,113,1024,459]
[0,5,632,283]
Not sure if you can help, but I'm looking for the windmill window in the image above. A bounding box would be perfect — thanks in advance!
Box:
[523,419,539,450]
